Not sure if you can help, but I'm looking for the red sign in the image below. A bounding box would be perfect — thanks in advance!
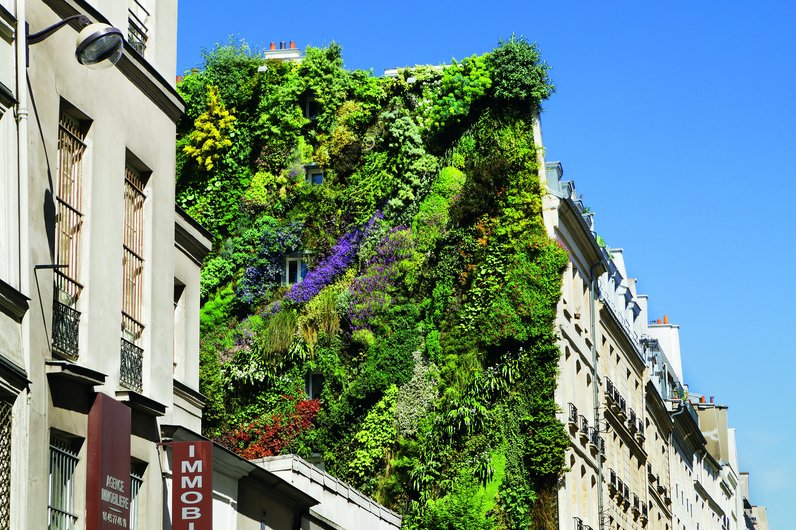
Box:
[86,393,132,530]
[172,440,213,530]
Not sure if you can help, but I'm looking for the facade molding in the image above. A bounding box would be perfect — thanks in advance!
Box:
[0,279,29,322]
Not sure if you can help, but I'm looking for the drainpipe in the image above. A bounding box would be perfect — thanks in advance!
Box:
[16,0,28,298]
[590,261,605,530]
[14,1,31,529]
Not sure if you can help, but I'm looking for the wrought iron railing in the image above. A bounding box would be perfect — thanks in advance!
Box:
[52,301,80,359]
[0,400,10,529]
[568,403,578,424]
[579,415,589,434]
[120,338,143,392]
[573,517,584,530]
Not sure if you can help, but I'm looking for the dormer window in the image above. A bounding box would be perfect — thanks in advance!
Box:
[305,165,324,185]
[284,252,308,285]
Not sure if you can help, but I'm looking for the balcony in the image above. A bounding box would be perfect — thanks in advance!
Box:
[647,463,657,482]
[588,427,603,454]
[627,409,637,433]
[640,504,648,524]
[579,415,589,440]
[635,419,645,442]
[120,338,143,392]
[617,395,627,419]
[632,494,640,517]
[52,301,80,359]
[608,469,618,494]
[568,403,579,425]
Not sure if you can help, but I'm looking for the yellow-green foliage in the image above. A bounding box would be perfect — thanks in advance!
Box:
[413,166,466,253]
[348,385,398,487]
[183,85,236,171]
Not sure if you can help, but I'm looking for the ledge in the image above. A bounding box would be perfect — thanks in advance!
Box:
[116,390,166,417]
[0,4,14,44]
[175,207,213,265]
[0,279,29,322]
[173,379,206,410]
[0,80,15,109]
[45,360,105,386]
[0,355,29,398]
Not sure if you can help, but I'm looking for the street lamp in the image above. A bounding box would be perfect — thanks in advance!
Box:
[27,14,124,69]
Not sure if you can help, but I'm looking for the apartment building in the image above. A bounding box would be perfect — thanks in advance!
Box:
[546,162,660,530]
[543,161,763,530]
[741,473,770,530]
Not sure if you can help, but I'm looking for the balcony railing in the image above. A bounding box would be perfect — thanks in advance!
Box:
[579,415,589,435]
[588,427,603,453]
[128,0,149,55]
[568,403,578,424]
[120,338,143,392]
[573,517,584,530]
[52,301,80,359]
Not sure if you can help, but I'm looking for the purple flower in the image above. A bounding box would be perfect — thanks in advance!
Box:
[285,214,381,304]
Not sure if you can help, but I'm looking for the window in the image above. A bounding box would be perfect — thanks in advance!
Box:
[284,253,308,285]
[302,95,318,120]
[306,167,324,185]
[53,110,88,359]
[48,434,80,530]
[121,163,146,391]
[305,372,324,399]
[127,0,150,55]
[129,462,146,530]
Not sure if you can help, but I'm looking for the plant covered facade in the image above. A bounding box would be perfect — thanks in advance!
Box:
[177,36,569,529]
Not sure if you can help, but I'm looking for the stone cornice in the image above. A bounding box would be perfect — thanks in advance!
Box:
[0,279,29,322]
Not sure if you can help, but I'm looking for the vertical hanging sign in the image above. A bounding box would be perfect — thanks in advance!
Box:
[86,393,132,530]
[172,440,213,530]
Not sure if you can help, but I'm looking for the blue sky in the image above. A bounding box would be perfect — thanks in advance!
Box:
[178,1,793,525]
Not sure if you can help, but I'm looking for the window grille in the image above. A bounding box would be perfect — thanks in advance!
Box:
[127,0,149,55]
[48,436,79,530]
[122,165,145,341]
[129,465,145,530]
[121,165,145,391]
[53,113,86,359]
[0,400,11,530]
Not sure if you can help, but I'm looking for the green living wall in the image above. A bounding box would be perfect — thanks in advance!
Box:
[177,36,569,529]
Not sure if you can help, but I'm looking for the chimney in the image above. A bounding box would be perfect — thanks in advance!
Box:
[699,395,706,404]
[289,41,296,49]
[656,319,661,324]
[280,40,287,50]
[269,42,276,50]
[663,314,669,324]
[710,396,715,404]
[176,75,183,84]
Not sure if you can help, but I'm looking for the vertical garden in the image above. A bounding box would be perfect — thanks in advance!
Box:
[177,36,569,529]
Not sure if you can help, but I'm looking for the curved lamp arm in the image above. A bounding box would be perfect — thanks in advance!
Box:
[27,14,90,45]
